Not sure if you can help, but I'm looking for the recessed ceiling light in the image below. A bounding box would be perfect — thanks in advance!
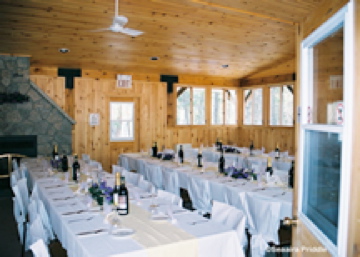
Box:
[222,64,229,68]
[59,48,70,53]
[150,56,159,61]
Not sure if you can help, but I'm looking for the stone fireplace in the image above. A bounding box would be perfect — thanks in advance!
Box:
[0,55,75,156]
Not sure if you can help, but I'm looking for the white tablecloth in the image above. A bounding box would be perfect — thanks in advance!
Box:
[24,158,244,257]
[119,154,293,225]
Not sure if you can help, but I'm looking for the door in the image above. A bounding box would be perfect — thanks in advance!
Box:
[109,97,140,168]
[293,2,354,256]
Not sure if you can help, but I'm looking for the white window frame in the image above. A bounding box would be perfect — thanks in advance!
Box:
[243,87,263,125]
[298,3,353,256]
[109,102,135,142]
[176,86,206,126]
[269,84,294,127]
[211,88,238,125]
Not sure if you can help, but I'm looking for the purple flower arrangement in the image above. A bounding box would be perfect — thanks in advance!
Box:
[89,181,114,205]
[156,153,174,160]
[222,167,257,180]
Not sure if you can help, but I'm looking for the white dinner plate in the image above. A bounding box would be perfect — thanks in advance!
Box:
[111,228,135,238]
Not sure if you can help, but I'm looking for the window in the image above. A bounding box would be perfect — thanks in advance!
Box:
[269,85,294,126]
[243,88,262,125]
[211,89,237,125]
[110,102,134,141]
[176,87,205,125]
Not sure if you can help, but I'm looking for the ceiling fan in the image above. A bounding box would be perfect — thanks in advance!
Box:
[91,0,144,37]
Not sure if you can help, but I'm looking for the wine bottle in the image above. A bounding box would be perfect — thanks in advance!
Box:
[72,154,80,182]
[118,176,129,215]
[197,149,203,168]
[61,155,68,172]
[266,157,273,176]
[219,140,223,151]
[52,144,59,160]
[152,142,158,157]
[178,145,184,163]
[275,143,280,160]
[218,150,225,173]
[113,172,121,207]
[215,138,219,147]
[249,141,254,156]
[288,160,294,188]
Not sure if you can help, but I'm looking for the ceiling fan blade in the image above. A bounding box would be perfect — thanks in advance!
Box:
[89,28,111,32]
[121,27,144,37]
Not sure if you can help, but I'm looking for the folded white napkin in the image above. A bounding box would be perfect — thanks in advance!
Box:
[29,239,50,257]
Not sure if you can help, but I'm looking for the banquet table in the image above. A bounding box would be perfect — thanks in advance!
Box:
[23,158,245,257]
[119,153,293,223]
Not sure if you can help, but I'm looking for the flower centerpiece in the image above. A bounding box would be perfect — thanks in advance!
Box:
[222,167,258,180]
[89,181,114,206]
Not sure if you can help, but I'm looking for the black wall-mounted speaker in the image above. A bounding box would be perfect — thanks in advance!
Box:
[58,68,82,89]
[160,75,178,93]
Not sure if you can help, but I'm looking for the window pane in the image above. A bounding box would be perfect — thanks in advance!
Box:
[282,86,294,125]
[212,89,224,125]
[110,102,134,141]
[225,90,237,125]
[177,87,191,125]
[243,89,253,125]
[253,89,262,125]
[270,87,281,125]
[312,27,343,125]
[193,88,205,125]
[302,130,341,245]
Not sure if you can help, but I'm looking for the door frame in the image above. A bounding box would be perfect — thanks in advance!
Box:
[297,2,354,256]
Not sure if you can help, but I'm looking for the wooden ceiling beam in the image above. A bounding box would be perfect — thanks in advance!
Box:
[240,73,296,87]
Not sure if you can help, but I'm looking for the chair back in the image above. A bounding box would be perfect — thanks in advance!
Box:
[188,176,211,214]
[26,215,48,250]
[17,178,30,212]
[145,163,163,189]
[211,201,247,247]
[161,166,180,196]
[11,173,18,188]
[138,179,155,193]
[112,165,123,174]
[157,189,183,207]
[246,194,281,244]
[38,201,55,241]
[125,172,142,186]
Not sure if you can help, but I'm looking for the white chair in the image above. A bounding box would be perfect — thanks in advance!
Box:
[157,189,183,207]
[38,201,55,241]
[17,178,30,212]
[12,159,19,172]
[245,194,281,257]
[138,179,156,193]
[12,196,26,243]
[82,154,91,163]
[28,199,38,224]
[112,164,123,174]
[120,155,129,170]
[188,176,212,214]
[124,172,142,186]
[211,201,247,248]
[11,173,18,188]
[26,215,48,250]
[29,239,50,257]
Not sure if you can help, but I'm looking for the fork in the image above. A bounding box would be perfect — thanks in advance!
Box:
[76,229,107,236]
[68,216,94,223]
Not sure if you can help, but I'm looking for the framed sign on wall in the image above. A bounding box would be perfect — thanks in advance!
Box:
[117,75,132,89]
[89,113,100,126]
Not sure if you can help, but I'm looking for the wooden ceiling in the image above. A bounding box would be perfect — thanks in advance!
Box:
[0,0,324,78]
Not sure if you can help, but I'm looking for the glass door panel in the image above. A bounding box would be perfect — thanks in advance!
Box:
[311,27,344,125]
[302,130,341,245]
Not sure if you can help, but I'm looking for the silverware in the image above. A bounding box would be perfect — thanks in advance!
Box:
[189,220,209,225]
[45,185,63,189]
[62,210,87,215]
[272,192,286,197]
[53,196,75,201]
[68,217,94,223]
[172,209,187,214]
[76,229,107,236]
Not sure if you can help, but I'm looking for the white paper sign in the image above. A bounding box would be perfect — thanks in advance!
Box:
[117,75,132,88]
[89,113,100,126]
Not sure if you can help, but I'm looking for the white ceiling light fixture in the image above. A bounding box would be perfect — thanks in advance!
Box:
[91,0,144,37]
[59,48,70,53]
[222,64,229,68]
